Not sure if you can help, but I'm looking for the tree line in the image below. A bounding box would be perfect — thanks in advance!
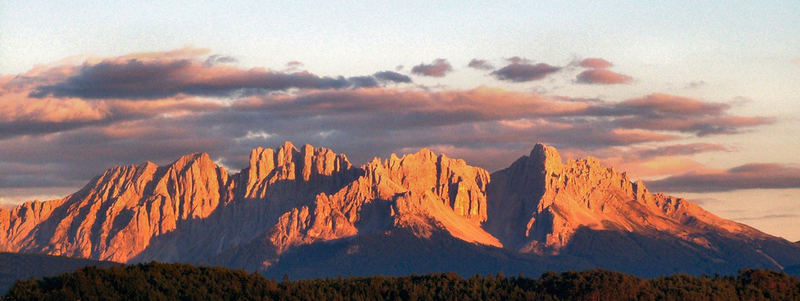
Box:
[4,262,799,300]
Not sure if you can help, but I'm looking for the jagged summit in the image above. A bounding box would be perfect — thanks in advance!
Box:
[529,142,564,172]
[487,143,761,254]
[1,141,798,277]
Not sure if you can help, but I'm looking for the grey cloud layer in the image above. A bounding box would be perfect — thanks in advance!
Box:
[0,50,781,198]
[492,63,561,82]
[636,143,729,158]
[648,163,800,192]
[25,58,411,100]
[467,59,494,70]
[0,86,771,192]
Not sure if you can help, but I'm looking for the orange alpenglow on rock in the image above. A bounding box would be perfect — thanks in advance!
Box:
[0,142,798,277]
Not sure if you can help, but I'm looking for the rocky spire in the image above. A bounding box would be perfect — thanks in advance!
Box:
[529,143,563,175]
[0,141,789,274]
[240,142,356,200]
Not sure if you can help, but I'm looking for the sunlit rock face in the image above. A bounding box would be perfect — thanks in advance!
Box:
[0,142,493,264]
[0,152,229,262]
[1,141,798,277]
[486,143,758,254]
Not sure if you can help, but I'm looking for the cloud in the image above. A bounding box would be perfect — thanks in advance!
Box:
[560,143,730,179]
[411,59,453,77]
[342,71,413,88]
[117,47,211,61]
[1,53,769,144]
[346,71,413,88]
[287,61,303,67]
[492,63,561,82]
[204,55,237,66]
[2,68,769,143]
[29,61,348,99]
[613,115,772,137]
[373,71,412,83]
[22,50,409,100]
[232,87,589,126]
[0,91,222,138]
[685,80,707,89]
[505,56,531,64]
[0,162,83,188]
[635,143,729,158]
[467,59,494,70]
[573,57,632,84]
[576,69,633,84]
[346,76,379,88]
[614,94,730,116]
[585,94,774,136]
[578,58,613,69]
[734,213,800,221]
[1,86,713,192]
[647,163,800,192]
[0,49,780,200]
[0,94,110,137]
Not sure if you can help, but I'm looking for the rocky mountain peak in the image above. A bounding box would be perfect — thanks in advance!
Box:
[378,148,490,222]
[172,152,214,168]
[1,141,798,277]
[486,143,759,254]
[241,142,356,200]
[529,143,563,174]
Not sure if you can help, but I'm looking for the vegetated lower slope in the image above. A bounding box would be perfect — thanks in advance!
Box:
[1,141,799,278]
[0,252,117,294]
[6,262,800,301]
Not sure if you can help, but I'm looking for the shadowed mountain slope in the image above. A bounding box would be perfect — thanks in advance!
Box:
[0,252,117,294]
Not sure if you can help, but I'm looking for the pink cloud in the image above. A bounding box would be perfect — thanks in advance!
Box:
[411,59,453,77]
[617,93,727,115]
[115,47,211,61]
[576,69,632,84]
[578,58,613,69]
[635,143,729,158]
[560,143,730,179]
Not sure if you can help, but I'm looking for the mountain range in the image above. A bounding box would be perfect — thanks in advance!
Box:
[1,141,799,278]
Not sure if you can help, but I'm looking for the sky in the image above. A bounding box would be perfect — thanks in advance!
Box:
[1,1,799,240]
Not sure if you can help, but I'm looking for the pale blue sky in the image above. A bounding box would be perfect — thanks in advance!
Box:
[3,1,799,75]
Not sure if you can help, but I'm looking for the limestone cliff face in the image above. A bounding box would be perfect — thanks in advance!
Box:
[261,148,496,259]
[240,141,356,200]
[0,153,229,262]
[0,141,796,275]
[133,142,361,263]
[0,142,494,265]
[487,143,759,254]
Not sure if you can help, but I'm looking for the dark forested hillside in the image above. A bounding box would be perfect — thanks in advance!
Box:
[6,262,800,300]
